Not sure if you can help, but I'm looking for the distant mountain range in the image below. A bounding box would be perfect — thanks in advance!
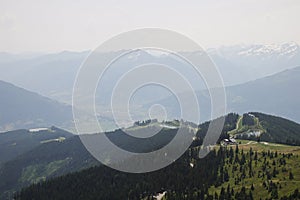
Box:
[0,43,299,130]
[0,65,299,131]
[208,42,300,86]
[0,42,299,104]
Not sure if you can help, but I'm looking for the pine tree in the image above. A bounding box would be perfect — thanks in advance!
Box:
[235,144,239,154]
[289,171,294,180]
[254,152,258,160]
[214,192,218,200]
[219,187,225,200]
[251,183,255,191]
[249,190,254,200]
[271,187,278,199]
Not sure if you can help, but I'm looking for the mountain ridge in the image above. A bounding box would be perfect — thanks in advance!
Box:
[0,112,300,199]
[0,42,299,104]
[0,80,73,132]
[10,111,300,200]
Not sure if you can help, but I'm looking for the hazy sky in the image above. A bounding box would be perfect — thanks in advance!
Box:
[1,0,300,53]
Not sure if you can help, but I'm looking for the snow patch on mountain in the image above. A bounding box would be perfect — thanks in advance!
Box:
[237,42,299,57]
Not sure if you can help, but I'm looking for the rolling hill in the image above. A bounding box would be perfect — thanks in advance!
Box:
[1,112,300,199]
[17,143,300,199]
[0,122,195,198]
[13,112,300,200]
[0,126,73,164]
[0,135,99,199]
[229,112,300,146]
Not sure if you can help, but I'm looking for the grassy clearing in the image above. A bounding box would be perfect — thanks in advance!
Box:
[20,158,70,184]
[228,115,266,137]
[209,142,300,199]
[236,139,300,154]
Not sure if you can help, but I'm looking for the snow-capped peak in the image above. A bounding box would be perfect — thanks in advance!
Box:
[237,42,299,57]
[207,42,300,59]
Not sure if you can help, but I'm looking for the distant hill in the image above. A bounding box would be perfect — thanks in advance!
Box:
[0,122,195,198]
[226,66,300,123]
[0,136,99,198]
[0,127,73,164]
[230,112,300,146]
[148,66,300,124]
[0,51,89,104]
[0,80,73,131]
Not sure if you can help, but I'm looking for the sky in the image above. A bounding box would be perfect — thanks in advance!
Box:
[0,0,300,53]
